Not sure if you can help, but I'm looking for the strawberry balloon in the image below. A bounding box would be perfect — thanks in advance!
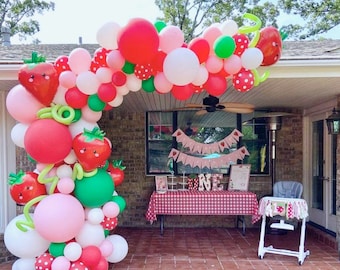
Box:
[73,127,112,172]
[18,51,59,106]
[256,26,283,66]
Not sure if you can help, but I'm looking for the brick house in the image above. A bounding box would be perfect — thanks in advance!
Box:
[0,40,340,262]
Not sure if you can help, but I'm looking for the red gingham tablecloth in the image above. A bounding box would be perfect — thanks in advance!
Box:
[145,190,261,224]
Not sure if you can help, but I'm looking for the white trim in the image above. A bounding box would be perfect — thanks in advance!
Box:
[0,91,16,233]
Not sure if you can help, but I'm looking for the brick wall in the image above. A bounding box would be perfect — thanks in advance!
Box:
[0,109,303,262]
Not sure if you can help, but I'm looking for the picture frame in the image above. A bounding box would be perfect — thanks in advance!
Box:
[155,175,168,194]
[228,164,251,191]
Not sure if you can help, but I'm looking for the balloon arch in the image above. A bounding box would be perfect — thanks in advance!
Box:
[4,13,282,270]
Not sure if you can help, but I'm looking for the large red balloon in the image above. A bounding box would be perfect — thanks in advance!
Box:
[24,119,72,164]
[80,246,102,267]
[65,87,88,109]
[204,74,227,96]
[118,18,160,64]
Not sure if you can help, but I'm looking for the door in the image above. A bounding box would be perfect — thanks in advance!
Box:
[309,115,337,233]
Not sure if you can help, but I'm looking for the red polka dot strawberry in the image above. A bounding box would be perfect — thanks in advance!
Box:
[232,68,254,92]
[256,26,283,66]
[18,51,59,106]
[8,170,47,205]
[35,252,54,270]
[72,127,112,172]
[101,216,118,231]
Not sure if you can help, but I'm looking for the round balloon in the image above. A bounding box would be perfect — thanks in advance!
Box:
[24,119,73,164]
[118,18,159,64]
[106,234,128,263]
[33,193,85,243]
[96,21,121,50]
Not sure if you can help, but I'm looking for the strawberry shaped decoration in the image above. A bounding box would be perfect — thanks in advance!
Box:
[8,170,47,205]
[73,127,112,172]
[18,51,59,106]
[255,26,283,66]
[107,159,126,187]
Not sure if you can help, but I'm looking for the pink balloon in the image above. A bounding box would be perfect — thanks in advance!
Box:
[202,25,222,54]
[102,202,120,218]
[223,55,242,75]
[99,240,113,257]
[68,48,92,74]
[205,55,223,73]
[81,105,103,123]
[6,84,44,124]
[106,50,125,71]
[57,177,75,194]
[51,256,71,270]
[59,71,76,89]
[34,193,85,242]
[154,72,173,94]
[159,25,184,53]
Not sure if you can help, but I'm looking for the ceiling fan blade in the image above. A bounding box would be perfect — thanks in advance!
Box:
[219,102,255,109]
[195,109,208,116]
[222,107,255,114]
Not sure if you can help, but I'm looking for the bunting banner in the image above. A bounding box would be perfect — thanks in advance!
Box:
[168,146,250,169]
[172,128,243,154]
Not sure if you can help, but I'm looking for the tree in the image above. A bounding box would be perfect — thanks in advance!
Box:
[155,0,340,41]
[0,0,55,42]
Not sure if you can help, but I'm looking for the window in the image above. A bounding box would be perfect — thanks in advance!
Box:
[146,111,270,176]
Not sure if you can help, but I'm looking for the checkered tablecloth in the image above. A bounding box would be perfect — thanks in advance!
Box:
[145,190,260,224]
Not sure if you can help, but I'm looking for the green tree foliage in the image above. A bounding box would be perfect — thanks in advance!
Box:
[155,0,340,41]
[0,0,55,41]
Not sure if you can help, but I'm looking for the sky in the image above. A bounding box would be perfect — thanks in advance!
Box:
[10,0,340,44]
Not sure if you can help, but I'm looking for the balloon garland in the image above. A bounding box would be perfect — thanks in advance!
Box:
[4,13,282,270]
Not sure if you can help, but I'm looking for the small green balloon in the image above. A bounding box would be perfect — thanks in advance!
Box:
[154,20,167,32]
[72,109,82,122]
[142,76,155,93]
[112,195,126,212]
[88,94,106,112]
[122,61,135,74]
[49,242,66,257]
[214,35,236,59]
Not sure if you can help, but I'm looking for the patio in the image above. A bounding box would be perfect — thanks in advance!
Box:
[0,225,339,270]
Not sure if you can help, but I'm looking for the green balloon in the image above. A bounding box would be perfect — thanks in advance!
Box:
[122,61,135,74]
[74,169,114,208]
[154,20,166,32]
[214,35,236,59]
[88,94,106,112]
[112,195,126,212]
[72,109,82,122]
[49,242,66,257]
[142,76,155,93]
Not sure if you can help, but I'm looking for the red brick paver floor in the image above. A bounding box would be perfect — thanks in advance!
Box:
[1,226,339,269]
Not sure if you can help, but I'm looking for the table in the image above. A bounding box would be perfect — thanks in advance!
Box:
[257,196,310,265]
[145,190,260,235]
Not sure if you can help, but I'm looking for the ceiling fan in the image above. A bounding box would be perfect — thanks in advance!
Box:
[175,95,255,114]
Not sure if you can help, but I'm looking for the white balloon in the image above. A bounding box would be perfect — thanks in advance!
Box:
[75,221,105,247]
[241,47,264,70]
[4,214,50,258]
[52,86,68,105]
[96,21,121,50]
[76,71,100,95]
[68,119,98,138]
[81,105,103,123]
[106,234,128,263]
[12,258,36,270]
[108,94,123,107]
[192,66,209,86]
[11,123,29,148]
[56,164,73,178]
[87,208,104,225]
[220,20,239,36]
[64,242,82,262]
[116,85,130,96]
[126,74,142,92]
[163,48,200,86]
[64,150,77,164]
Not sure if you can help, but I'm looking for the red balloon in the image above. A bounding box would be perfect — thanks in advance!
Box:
[70,261,89,270]
[232,68,254,92]
[65,87,88,108]
[134,63,153,80]
[151,51,167,73]
[80,246,102,267]
[112,71,127,86]
[93,47,111,67]
[203,74,227,96]
[188,37,210,63]
[54,55,70,75]
[232,34,249,56]
[98,83,117,102]
[171,84,194,101]
[92,257,109,270]
[118,18,160,64]
[24,119,73,164]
